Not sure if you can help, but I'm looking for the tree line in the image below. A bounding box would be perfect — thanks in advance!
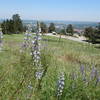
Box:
[0,14,74,35]
[84,23,100,43]
[1,14,25,34]
[1,14,56,34]
[1,14,100,43]
[40,23,74,36]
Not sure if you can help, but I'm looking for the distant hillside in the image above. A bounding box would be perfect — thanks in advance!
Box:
[0,19,98,29]
[22,20,98,29]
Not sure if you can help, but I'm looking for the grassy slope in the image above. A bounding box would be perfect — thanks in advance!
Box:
[0,34,100,100]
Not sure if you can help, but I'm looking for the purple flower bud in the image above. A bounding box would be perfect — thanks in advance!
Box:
[80,65,85,75]
[90,66,98,80]
[95,76,100,86]
[80,65,86,81]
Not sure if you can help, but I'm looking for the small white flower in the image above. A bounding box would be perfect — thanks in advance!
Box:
[59,90,63,93]
[36,56,40,60]
[25,33,28,36]
[28,85,33,90]
[30,52,32,55]
[35,70,44,80]
[1,36,3,39]
[32,40,35,44]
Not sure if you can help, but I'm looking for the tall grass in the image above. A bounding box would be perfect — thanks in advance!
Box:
[0,34,100,100]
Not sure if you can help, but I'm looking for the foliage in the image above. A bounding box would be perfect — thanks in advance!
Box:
[66,24,74,36]
[40,22,48,33]
[84,23,100,43]
[60,29,66,35]
[84,27,95,42]
[48,23,56,33]
[1,14,24,34]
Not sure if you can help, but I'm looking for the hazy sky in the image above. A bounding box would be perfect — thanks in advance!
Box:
[0,0,100,21]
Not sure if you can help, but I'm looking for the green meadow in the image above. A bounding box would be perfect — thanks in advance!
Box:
[0,34,100,100]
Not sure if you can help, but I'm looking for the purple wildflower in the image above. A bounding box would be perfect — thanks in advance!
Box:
[90,66,98,80]
[57,73,65,97]
[35,70,44,80]
[95,76,100,86]
[80,65,85,75]
[31,22,44,80]
[80,65,86,81]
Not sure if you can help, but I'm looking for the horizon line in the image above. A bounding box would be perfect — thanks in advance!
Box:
[0,18,99,23]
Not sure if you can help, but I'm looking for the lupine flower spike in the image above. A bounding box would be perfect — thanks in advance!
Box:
[31,21,43,80]
[80,65,86,81]
[21,25,32,52]
[90,66,98,80]
[57,72,65,98]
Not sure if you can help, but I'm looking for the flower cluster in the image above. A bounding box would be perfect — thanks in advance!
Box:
[79,65,100,86]
[23,32,32,48]
[31,22,44,80]
[0,31,3,51]
[31,30,42,67]
[21,27,32,52]
[90,66,98,80]
[57,73,65,97]
[35,70,44,80]
[80,65,86,81]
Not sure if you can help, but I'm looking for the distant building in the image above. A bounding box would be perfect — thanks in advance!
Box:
[74,29,84,35]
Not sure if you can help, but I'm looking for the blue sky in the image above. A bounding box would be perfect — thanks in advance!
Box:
[0,0,100,21]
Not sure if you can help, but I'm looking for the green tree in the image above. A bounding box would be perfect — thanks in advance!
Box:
[48,23,55,33]
[84,27,95,43]
[1,20,10,34]
[66,24,74,36]
[12,14,23,33]
[84,23,100,43]
[1,14,24,34]
[60,29,66,35]
[8,20,14,34]
[40,22,47,33]
[94,23,100,43]
[96,23,100,30]
[23,25,27,32]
